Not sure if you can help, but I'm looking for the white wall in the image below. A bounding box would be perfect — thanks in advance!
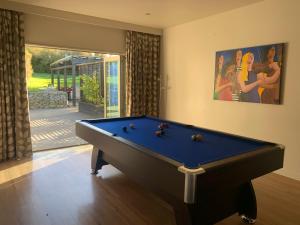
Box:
[163,0,300,180]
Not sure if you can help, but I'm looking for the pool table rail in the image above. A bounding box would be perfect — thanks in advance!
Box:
[178,166,206,204]
[82,115,268,145]
[199,143,284,188]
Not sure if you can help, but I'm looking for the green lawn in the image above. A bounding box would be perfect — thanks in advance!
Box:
[28,73,80,92]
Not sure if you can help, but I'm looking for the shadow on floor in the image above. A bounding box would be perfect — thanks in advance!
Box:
[30,107,100,151]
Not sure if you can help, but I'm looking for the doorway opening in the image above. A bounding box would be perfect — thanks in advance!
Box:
[26,45,125,151]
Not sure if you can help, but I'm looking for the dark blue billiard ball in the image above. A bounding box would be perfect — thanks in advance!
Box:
[122,126,127,132]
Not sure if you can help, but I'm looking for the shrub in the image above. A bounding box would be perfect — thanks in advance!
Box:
[81,74,103,106]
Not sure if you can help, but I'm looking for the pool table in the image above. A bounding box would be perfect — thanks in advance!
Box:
[76,116,284,225]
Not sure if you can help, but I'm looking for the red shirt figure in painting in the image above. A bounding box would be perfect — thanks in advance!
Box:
[214,55,233,101]
[214,50,243,101]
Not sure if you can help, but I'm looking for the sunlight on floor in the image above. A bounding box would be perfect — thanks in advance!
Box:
[0,145,92,185]
[30,118,65,128]
[31,128,73,142]
[29,107,96,151]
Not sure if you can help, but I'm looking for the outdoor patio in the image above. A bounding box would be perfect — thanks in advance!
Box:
[30,107,99,151]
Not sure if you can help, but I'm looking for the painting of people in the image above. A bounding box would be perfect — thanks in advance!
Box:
[214,43,284,104]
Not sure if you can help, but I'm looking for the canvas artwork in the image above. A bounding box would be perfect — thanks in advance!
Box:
[213,43,284,104]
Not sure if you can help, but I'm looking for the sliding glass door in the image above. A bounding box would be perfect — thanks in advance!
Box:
[104,55,121,118]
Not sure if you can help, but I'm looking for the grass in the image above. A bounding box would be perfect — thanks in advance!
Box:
[28,72,80,92]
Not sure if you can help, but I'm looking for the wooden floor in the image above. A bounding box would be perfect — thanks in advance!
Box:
[0,146,299,225]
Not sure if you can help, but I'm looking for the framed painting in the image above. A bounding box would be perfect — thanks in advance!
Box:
[213,43,284,104]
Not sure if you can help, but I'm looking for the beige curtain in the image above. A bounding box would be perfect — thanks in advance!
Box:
[126,31,160,117]
[0,9,32,161]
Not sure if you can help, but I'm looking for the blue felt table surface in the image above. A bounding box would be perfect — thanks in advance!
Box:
[85,116,268,168]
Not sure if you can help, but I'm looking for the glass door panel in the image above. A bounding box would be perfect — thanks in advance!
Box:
[104,55,120,118]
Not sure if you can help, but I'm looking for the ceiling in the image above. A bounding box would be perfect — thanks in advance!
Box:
[10,0,263,28]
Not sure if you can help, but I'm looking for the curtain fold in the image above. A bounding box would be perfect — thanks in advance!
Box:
[0,8,32,161]
[126,31,160,117]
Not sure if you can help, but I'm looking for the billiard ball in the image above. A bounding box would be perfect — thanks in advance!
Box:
[129,123,135,129]
[195,134,203,141]
[163,123,169,128]
[159,123,169,129]
[155,130,162,136]
[191,134,203,141]
[158,124,164,130]
[122,126,127,132]
[155,130,164,137]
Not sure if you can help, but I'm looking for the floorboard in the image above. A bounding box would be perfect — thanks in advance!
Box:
[0,145,299,225]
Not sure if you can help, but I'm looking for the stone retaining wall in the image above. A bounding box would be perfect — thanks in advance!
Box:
[29,89,68,109]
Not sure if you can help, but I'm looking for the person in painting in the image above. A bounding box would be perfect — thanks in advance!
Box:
[238,52,265,103]
[214,50,243,101]
[214,55,233,101]
[256,46,281,104]
[228,49,242,101]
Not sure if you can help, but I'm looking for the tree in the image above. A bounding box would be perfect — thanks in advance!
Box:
[29,48,66,73]
[26,46,104,74]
